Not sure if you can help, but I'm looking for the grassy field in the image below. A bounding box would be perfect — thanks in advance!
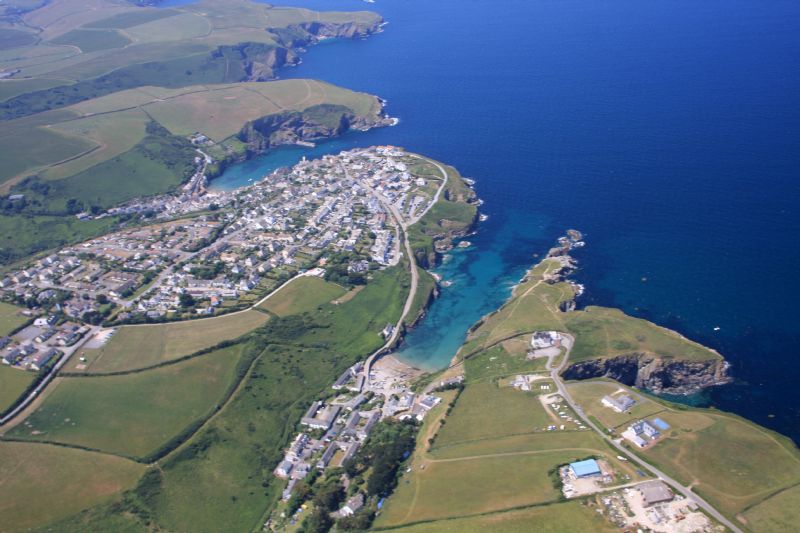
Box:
[432,380,557,448]
[2,0,382,120]
[50,29,131,52]
[257,276,346,316]
[70,310,268,373]
[0,365,34,413]
[464,344,549,383]
[641,411,800,518]
[383,500,616,533]
[0,213,119,265]
[40,266,409,532]
[0,301,28,335]
[9,344,245,458]
[0,441,144,533]
[565,306,721,363]
[742,484,800,532]
[567,378,800,525]
[566,380,666,430]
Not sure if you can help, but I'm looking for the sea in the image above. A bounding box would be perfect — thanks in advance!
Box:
[169,0,800,443]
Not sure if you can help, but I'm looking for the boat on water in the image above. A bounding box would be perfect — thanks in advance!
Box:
[479,213,489,222]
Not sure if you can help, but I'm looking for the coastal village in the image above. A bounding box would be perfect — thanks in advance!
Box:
[0,147,445,377]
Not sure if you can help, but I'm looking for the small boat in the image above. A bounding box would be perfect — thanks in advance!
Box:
[713,326,721,331]
[479,213,489,222]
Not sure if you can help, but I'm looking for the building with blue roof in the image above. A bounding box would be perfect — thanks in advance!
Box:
[569,458,601,478]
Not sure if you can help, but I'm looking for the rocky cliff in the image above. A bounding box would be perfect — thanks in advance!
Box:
[562,353,730,394]
[237,103,392,155]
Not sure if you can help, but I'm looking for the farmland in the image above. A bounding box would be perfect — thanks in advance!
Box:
[67,309,268,374]
[0,441,144,533]
[1,80,385,208]
[567,378,800,528]
[432,380,557,448]
[383,500,615,533]
[31,266,409,531]
[8,344,245,458]
[258,276,347,316]
[0,365,34,413]
[0,301,28,335]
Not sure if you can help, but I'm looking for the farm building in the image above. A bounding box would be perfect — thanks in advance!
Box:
[569,459,601,478]
[601,394,635,413]
[638,480,674,506]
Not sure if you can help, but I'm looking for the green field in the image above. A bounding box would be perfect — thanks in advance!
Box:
[464,344,549,383]
[258,276,346,316]
[0,441,144,533]
[565,306,721,363]
[0,213,119,265]
[51,29,131,53]
[432,380,556,449]
[9,344,245,458]
[0,365,34,413]
[39,266,410,532]
[566,380,666,430]
[567,378,800,527]
[384,501,615,533]
[1,0,382,121]
[742,484,800,532]
[641,411,800,518]
[69,310,268,373]
[0,301,28,335]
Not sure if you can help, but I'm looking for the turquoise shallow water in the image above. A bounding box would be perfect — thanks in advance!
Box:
[200,0,800,442]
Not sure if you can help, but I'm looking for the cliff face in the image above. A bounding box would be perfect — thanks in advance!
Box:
[237,104,392,155]
[562,353,730,394]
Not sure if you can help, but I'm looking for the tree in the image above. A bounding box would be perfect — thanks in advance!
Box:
[96,294,109,305]
[300,508,332,533]
[179,293,195,308]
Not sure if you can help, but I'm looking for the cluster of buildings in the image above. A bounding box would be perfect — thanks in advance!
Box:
[622,418,671,448]
[127,147,438,318]
[2,148,441,325]
[275,357,444,503]
[1,317,89,372]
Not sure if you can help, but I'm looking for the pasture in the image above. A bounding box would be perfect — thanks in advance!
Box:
[9,344,245,458]
[0,301,28,335]
[375,450,579,526]
[258,276,346,316]
[385,500,615,533]
[566,380,666,430]
[50,29,131,53]
[42,267,411,531]
[72,310,267,373]
[0,441,144,533]
[565,306,721,363]
[464,344,548,383]
[641,411,800,517]
[432,380,556,449]
[0,365,34,413]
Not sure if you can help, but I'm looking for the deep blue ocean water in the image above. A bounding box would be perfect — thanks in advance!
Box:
[181,0,800,442]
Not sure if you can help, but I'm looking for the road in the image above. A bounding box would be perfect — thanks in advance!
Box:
[547,334,743,533]
[346,157,448,385]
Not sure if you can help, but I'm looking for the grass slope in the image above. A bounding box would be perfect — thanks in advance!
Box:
[0,300,28,335]
[0,441,144,533]
[40,266,409,532]
[0,365,34,413]
[73,310,268,374]
[8,344,245,458]
[258,276,346,316]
